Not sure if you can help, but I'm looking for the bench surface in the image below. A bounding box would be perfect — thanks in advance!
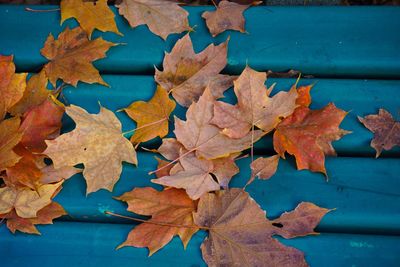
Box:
[1,4,400,267]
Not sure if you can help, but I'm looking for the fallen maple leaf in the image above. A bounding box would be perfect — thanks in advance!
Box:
[116,187,198,255]
[1,202,66,235]
[155,34,234,107]
[174,88,264,159]
[0,117,23,172]
[0,181,63,219]
[296,84,313,107]
[44,105,137,194]
[194,189,330,267]
[116,0,190,40]
[211,66,298,139]
[202,0,260,37]
[247,154,279,186]
[41,27,117,87]
[8,70,50,116]
[0,55,27,120]
[61,0,121,39]
[274,104,350,176]
[358,109,400,157]
[123,86,176,144]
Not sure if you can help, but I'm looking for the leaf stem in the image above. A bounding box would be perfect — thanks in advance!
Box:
[105,211,209,230]
[25,7,60,12]
[122,118,168,136]
[148,148,194,175]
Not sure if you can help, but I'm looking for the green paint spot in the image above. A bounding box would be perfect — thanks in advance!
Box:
[349,241,374,248]
[98,204,113,216]
[228,58,239,66]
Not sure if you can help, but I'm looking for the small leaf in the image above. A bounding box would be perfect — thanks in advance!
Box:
[0,117,23,172]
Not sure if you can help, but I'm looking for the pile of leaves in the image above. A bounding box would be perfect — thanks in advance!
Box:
[1,0,399,266]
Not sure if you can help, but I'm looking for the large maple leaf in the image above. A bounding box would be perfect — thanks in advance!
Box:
[61,0,121,39]
[116,0,190,40]
[0,55,27,119]
[211,66,298,139]
[44,105,137,194]
[273,104,350,175]
[0,117,23,172]
[123,86,176,144]
[116,187,198,255]
[41,27,117,87]
[155,34,235,107]
[358,109,400,157]
[194,189,330,267]
[174,88,264,160]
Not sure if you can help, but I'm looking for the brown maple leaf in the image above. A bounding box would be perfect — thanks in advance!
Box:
[155,34,235,107]
[0,55,27,120]
[194,189,330,267]
[358,109,400,157]
[61,0,121,39]
[211,66,299,139]
[246,154,279,186]
[202,0,261,37]
[1,202,66,235]
[174,88,264,160]
[116,0,191,40]
[274,104,350,176]
[123,86,176,144]
[41,27,117,87]
[44,105,137,194]
[0,117,23,172]
[115,187,198,255]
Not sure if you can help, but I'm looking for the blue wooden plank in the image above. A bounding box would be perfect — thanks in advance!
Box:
[54,153,400,234]
[61,75,400,157]
[1,221,400,267]
[1,6,399,78]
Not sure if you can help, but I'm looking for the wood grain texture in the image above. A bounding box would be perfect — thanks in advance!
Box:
[1,6,399,78]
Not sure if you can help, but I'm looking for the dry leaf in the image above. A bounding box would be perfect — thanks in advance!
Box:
[61,0,121,39]
[247,155,279,185]
[296,85,312,108]
[1,202,66,235]
[124,86,176,144]
[202,0,258,37]
[358,109,400,157]
[117,0,190,40]
[157,138,182,161]
[194,189,329,267]
[155,34,234,107]
[44,105,137,194]
[0,55,27,119]
[41,27,117,87]
[0,117,23,172]
[175,88,264,159]
[274,104,350,175]
[212,66,299,139]
[116,187,198,255]
[0,181,63,219]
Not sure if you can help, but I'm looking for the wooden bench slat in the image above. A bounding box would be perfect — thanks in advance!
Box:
[1,5,400,78]
[1,221,400,267]
[54,153,400,235]
[61,75,400,157]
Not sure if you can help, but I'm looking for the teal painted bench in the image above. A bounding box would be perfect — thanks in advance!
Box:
[1,5,400,267]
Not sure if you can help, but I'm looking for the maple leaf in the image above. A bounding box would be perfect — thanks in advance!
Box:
[19,98,65,153]
[153,157,175,178]
[0,181,63,219]
[157,138,183,161]
[41,27,117,87]
[8,70,50,116]
[274,104,350,175]
[1,202,66,235]
[44,105,137,194]
[0,117,23,172]
[211,66,298,139]
[194,189,330,267]
[246,154,279,186]
[296,84,313,108]
[0,55,27,119]
[155,34,235,107]
[202,0,261,37]
[123,86,176,144]
[61,0,121,39]
[358,109,400,157]
[116,0,190,40]
[115,187,198,255]
[174,88,264,160]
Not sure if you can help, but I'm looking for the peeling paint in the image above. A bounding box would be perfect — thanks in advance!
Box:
[349,241,374,248]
